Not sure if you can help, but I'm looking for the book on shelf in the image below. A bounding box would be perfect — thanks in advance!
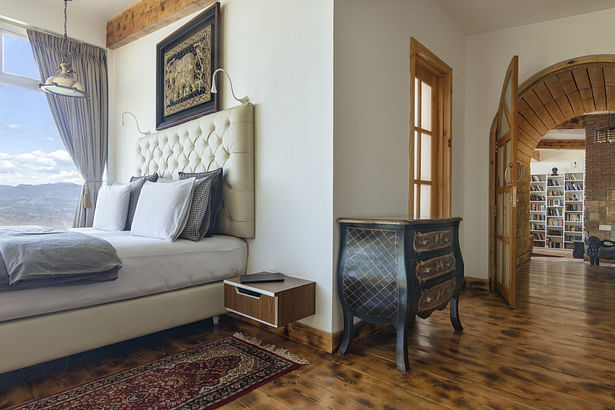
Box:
[565,182,583,191]
[532,232,545,240]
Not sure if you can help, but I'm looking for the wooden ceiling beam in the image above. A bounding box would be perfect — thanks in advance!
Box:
[571,67,596,113]
[535,139,586,150]
[544,76,575,119]
[588,66,607,111]
[557,71,585,116]
[521,89,556,129]
[533,81,565,125]
[106,0,216,49]
[518,99,548,135]
[603,66,615,111]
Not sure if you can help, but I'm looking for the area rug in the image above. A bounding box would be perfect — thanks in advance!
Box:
[15,333,308,410]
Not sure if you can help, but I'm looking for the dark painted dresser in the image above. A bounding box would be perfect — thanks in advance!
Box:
[336,217,464,372]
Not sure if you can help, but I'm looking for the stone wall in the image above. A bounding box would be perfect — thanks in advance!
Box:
[584,115,615,240]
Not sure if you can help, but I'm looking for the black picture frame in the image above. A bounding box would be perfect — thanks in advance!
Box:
[156,3,220,130]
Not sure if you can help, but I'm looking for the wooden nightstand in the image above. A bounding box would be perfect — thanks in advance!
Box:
[224,275,315,328]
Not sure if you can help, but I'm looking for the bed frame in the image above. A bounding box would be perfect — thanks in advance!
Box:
[0,103,254,374]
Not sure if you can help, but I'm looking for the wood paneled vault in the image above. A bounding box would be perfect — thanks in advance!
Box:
[515,55,615,163]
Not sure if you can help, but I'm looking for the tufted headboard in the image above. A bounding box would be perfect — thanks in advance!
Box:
[136,103,254,238]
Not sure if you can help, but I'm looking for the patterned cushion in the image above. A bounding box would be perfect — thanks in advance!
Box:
[180,177,213,241]
[179,168,223,237]
[125,173,159,230]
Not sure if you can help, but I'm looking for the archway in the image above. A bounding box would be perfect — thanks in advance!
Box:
[490,55,615,290]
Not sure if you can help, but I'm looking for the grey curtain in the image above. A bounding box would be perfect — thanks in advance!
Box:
[27,30,108,227]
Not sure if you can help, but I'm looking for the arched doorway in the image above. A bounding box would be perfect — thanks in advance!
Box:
[489,55,615,305]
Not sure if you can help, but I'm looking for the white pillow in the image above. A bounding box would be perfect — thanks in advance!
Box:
[130,178,196,241]
[92,184,131,231]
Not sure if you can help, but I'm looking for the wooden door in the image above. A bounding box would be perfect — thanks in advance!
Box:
[492,56,519,307]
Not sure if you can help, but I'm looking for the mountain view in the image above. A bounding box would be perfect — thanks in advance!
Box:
[0,183,81,228]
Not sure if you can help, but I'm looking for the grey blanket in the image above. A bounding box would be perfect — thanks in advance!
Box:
[0,226,121,291]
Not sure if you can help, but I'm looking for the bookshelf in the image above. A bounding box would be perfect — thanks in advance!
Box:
[564,172,584,250]
[530,174,547,248]
[530,172,583,250]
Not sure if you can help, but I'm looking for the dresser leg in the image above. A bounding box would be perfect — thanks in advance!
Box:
[395,322,409,372]
[396,323,410,373]
[337,310,354,354]
[450,295,463,331]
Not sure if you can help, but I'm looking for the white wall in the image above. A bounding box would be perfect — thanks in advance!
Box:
[332,0,466,331]
[531,150,585,175]
[109,0,335,331]
[464,8,615,279]
[0,0,105,48]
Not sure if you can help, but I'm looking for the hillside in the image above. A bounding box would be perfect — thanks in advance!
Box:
[0,183,81,228]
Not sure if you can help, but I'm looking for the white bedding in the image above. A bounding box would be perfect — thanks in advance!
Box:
[0,229,247,323]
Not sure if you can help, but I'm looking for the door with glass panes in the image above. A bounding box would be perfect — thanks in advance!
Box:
[413,64,438,218]
[411,38,452,220]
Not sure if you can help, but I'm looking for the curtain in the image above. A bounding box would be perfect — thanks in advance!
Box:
[27,29,108,227]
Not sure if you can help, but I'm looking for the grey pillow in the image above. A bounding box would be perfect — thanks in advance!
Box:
[179,168,223,237]
[179,177,213,241]
[125,173,158,230]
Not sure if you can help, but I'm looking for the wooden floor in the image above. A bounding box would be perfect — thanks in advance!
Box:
[2,258,615,409]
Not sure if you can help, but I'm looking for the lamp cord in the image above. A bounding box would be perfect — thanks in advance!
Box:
[63,0,69,65]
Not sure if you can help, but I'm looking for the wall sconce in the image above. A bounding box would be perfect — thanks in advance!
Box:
[210,68,249,104]
[594,113,615,143]
[121,112,149,135]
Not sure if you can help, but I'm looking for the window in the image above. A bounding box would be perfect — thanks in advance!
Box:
[0,24,81,228]
[410,38,452,219]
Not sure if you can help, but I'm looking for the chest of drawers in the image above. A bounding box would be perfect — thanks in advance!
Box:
[337,217,464,372]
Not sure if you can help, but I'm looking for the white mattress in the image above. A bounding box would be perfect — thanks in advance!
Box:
[0,229,247,322]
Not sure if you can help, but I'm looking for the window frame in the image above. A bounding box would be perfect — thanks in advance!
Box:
[0,22,41,92]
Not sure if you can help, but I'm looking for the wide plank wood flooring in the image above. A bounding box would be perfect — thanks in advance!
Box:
[2,257,615,409]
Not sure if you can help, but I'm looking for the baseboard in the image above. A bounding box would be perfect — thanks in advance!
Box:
[464,276,489,291]
[226,313,388,354]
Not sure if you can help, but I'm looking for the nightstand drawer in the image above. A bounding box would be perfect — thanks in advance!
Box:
[224,276,315,328]
[224,284,277,326]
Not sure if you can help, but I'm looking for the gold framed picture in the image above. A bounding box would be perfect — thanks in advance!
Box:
[155,3,220,130]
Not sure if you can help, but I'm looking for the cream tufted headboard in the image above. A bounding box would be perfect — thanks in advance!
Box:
[136,103,254,238]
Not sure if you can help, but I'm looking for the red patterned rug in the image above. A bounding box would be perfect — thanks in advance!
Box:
[15,333,307,409]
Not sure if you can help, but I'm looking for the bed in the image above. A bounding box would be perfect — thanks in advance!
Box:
[0,103,254,374]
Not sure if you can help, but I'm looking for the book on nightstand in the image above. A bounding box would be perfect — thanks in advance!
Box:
[239,272,284,283]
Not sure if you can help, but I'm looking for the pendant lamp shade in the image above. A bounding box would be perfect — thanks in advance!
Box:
[39,0,87,98]
[40,63,86,97]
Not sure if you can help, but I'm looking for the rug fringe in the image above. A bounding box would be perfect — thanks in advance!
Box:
[233,332,310,365]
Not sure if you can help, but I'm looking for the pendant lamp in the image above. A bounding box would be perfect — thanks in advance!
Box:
[39,0,87,98]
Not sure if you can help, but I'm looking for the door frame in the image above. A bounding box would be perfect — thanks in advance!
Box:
[409,37,453,218]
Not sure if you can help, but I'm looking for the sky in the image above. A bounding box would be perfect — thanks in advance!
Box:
[0,33,82,186]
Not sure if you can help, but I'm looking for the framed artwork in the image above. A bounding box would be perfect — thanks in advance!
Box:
[156,3,220,130]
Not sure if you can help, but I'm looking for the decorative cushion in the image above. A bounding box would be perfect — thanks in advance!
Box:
[130,178,195,241]
[180,177,213,241]
[92,184,131,231]
[180,168,223,236]
[125,173,158,230]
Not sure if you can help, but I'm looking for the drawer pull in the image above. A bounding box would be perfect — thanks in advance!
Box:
[413,230,454,252]
[415,253,456,283]
[236,287,262,299]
